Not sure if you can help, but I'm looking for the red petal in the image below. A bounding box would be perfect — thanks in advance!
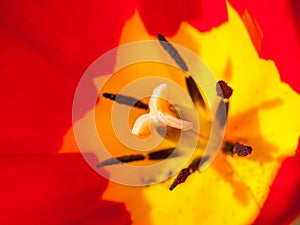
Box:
[253,138,300,225]
[137,0,228,35]
[0,153,131,225]
[229,0,300,94]
[0,1,135,153]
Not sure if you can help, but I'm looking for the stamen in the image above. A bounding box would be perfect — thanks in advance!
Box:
[222,141,235,155]
[216,100,229,127]
[222,141,253,157]
[216,80,233,99]
[157,33,188,72]
[233,143,253,157]
[102,93,149,110]
[215,81,232,127]
[157,34,207,109]
[148,148,177,160]
[188,156,207,172]
[97,148,181,168]
[168,156,209,190]
[97,154,145,167]
[186,76,206,108]
[169,168,191,191]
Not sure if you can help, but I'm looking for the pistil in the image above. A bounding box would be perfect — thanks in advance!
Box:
[132,84,193,136]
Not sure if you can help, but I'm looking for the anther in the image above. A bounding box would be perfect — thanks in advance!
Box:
[148,148,177,160]
[157,34,207,109]
[186,76,206,108]
[216,80,233,99]
[222,142,253,157]
[102,93,149,110]
[157,33,188,72]
[169,168,191,191]
[233,143,253,157]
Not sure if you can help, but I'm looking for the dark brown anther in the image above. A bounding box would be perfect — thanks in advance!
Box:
[169,168,191,191]
[102,93,149,110]
[97,154,145,167]
[233,143,253,157]
[148,148,177,160]
[157,33,188,72]
[216,80,233,99]
[186,76,206,108]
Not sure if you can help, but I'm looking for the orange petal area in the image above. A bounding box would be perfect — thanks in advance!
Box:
[59,4,300,225]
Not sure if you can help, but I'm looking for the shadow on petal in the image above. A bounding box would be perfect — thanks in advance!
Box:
[227,98,283,162]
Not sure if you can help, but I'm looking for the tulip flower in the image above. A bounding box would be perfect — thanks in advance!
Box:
[1,0,299,225]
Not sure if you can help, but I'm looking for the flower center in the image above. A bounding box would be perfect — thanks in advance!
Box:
[132,83,193,137]
[97,33,253,190]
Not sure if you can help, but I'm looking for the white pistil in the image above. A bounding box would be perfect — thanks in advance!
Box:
[132,84,193,136]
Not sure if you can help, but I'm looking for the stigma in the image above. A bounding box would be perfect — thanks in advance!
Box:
[132,84,193,136]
